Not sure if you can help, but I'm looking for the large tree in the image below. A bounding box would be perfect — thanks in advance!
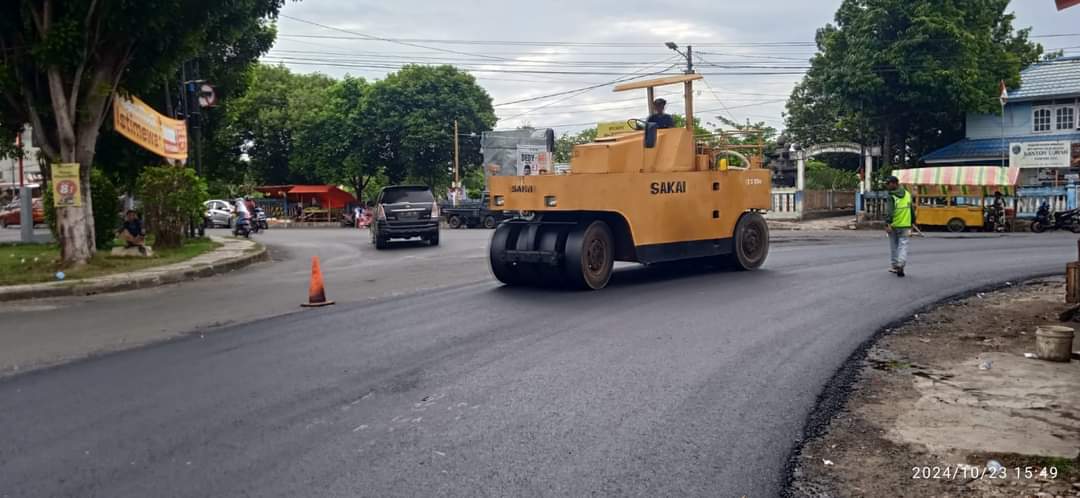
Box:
[221,64,334,185]
[292,76,384,202]
[365,65,496,186]
[784,0,1043,170]
[0,0,287,264]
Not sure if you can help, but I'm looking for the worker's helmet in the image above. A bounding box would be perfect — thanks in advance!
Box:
[886,175,899,183]
[654,98,667,107]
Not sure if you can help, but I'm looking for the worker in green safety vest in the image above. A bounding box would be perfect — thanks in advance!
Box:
[884,175,914,277]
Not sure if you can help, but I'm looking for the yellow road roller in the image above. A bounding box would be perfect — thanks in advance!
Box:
[487,73,772,289]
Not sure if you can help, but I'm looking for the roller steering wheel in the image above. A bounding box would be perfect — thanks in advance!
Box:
[627,118,646,131]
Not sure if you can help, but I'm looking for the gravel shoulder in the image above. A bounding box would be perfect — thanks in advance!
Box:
[789,277,1080,497]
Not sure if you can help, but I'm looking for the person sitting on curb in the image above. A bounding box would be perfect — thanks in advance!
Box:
[118,210,148,255]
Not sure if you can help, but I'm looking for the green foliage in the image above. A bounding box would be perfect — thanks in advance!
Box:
[784,0,1043,166]
[43,168,121,250]
[805,160,861,190]
[222,64,336,185]
[462,167,486,199]
[554,128,597,163]
[365,65,497,187]
[90,170,120,249]
[292,76,384,201]
[0,0,286,263]
[135,166,209,249]
[225,63,497,196]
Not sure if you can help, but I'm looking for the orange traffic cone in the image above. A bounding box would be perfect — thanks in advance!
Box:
[302,256,335,307]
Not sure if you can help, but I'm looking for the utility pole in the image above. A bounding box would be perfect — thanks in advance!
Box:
[16,130,23,188]
[180,60,206,237]
[453,120,460,207]
[666,42,696,160]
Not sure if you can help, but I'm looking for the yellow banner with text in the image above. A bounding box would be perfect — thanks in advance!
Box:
[113,93,188,161]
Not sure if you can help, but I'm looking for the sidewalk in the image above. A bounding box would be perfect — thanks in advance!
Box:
[0,236,268,302]
[768,215,856,231]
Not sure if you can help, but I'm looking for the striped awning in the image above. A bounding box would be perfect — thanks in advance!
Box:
[895,166,1019,196]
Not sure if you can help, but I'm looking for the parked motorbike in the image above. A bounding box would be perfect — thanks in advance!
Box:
[340,210,355,228]
[1031,202,1080,233]
[233,217,252,238]
[254,207,269,231]
[249,206,266,232]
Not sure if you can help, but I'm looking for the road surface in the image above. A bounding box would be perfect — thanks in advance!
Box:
[0,228,494,374]
[0,230,1074,497]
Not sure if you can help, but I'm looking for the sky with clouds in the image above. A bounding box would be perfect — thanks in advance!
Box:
[265,1,1080,135]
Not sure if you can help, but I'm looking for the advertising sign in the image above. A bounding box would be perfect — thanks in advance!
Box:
[1072,142,1080,168]
[113,93,188,161]
[596,121,634,138]
[1009,141,1071,169]
[51,163,82,208]
[516,145,552,175]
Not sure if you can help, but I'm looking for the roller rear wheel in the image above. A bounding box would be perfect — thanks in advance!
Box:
[730,213,769,271]
[564,220,614,290]
[490,223,524,285]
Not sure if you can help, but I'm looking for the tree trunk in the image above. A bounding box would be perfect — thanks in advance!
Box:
[54,145,96,266]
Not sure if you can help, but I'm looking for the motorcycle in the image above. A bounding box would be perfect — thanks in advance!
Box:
[1031,202,1080,233]
[233,216,252,238]
[254,207,269,231]
[984,204,1008,233]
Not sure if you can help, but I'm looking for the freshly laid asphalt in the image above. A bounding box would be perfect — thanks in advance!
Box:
[0,228,1075,497]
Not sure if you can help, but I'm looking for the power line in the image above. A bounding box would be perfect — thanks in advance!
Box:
[276,30,1080,47]
[279,14,510,61]
[491,64,681,107]
[494,58,673,121]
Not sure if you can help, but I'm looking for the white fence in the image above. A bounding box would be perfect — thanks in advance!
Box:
[769,188,800,220]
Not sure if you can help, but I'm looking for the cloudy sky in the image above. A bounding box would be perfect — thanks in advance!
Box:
[265,1,1080,135]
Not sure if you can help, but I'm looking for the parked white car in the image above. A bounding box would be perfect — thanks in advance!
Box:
[204,199,235,228]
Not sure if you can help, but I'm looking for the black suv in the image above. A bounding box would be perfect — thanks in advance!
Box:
[371,185,440,249]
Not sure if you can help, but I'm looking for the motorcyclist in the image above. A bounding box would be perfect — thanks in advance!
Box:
[989,191,1007,232]
[234,197,251,227]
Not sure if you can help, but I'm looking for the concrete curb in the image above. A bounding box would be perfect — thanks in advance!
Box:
[0,236,269,302]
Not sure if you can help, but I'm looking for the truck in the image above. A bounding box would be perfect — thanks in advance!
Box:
[486,73,772,290]
[442,128,557,229]
[441,192,511,229]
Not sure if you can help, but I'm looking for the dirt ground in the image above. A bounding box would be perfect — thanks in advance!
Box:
[789,277,1080,498]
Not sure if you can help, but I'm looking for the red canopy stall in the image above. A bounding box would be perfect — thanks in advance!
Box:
[255,184,356,222]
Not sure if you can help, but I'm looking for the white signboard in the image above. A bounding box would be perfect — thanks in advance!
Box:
[1010,141,1071,169]
[516,145,552,175]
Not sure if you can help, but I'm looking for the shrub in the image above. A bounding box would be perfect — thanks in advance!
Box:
[43,168,121,250]
[136,165,208,248]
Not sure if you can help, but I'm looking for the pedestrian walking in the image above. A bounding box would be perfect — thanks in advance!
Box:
[884,175,914,277]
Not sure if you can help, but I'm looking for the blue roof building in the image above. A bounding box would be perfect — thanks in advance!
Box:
[922,56,1080,186]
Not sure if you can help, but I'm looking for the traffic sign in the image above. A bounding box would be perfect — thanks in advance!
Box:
[198,84,217,108]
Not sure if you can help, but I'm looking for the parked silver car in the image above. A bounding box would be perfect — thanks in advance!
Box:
[204,199,235,228]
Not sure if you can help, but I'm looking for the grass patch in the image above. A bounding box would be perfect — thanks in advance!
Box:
[0,237,221,286]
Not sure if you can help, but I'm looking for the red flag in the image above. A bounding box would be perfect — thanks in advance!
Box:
[999,80,1008,107]
[1057,0,1080,10]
